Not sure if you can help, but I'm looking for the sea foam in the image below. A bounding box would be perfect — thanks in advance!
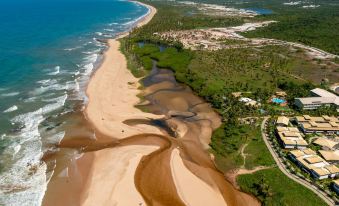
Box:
[3,105,18,113]
[1,92,20,97]
[48,66,60,75]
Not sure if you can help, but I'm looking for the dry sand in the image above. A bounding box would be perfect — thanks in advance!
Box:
[81,145,159,206]
[85,1,158,139]
[170,149,227,206]
[85,39,162,139]
[80,2,162,205]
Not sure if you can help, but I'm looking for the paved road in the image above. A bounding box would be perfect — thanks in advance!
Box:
[261,117,335,206]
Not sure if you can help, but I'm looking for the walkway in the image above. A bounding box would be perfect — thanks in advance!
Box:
[261,117,335,206]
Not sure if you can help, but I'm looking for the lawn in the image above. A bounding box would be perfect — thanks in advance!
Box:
[210,122,275,171]
[237,168,327,206]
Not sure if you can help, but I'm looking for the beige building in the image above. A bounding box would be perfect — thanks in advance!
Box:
[313,138,339,150]
[276,126,308,149]
[295,115,339,135]
[289,149,339,179]
[295,88,339,110]
[319,150,339,164]
[276,116,289,127]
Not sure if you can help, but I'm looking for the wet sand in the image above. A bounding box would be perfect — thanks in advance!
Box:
[43,1,260,206]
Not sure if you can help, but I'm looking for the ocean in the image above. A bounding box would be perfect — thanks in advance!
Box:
[0,0,149,205]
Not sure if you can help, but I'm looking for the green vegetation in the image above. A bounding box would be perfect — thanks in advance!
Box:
[191,0,339,55]
[123,40,314,122]
[131,1,244,43]
[210,122,275,171]
[243,6,339,55]
[237,168,326,206]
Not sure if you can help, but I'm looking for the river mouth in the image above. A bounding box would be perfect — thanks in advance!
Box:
[42,60,258,206]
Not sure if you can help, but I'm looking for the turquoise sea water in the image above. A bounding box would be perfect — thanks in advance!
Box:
[0,0,148,205]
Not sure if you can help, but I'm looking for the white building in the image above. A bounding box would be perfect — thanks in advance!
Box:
[295,88,339,110]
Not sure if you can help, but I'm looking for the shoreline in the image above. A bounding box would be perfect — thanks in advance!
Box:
[43,1,259,205]
[84,1,158,139]
[83,1,160,139]
[42,2,158,205]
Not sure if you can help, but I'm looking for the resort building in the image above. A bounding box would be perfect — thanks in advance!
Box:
[295,115,339,135]
[276,126,308,149]
[239,97,259,107]
[276,116,289,127]
[313,137,339,151]
[332,179,339,195]
[294,88,339,110]
[275,91,287,97]
[289,149,339,179]
[319,150,339,164]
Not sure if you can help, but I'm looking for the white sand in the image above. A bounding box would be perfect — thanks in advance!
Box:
[85,39,163,139]
[85,1,159,139]
[81,3,161,205]
[81,145,158,206]
[170,149,227,206]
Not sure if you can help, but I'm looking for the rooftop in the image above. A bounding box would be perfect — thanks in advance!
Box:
[276,126,300,132]
[277,116,289,126]
[278,129,308,147]
[313,138,339,150]
[319,150,339,161]
[291,149,339,177]
[295,97,339,106]
[290,148,316,158]
[311,88,338,98]
[296,88,339,106]
[295,116,339,131]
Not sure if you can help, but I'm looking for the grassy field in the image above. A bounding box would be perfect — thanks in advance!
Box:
[237,168,326,206]
[210,122,275,171]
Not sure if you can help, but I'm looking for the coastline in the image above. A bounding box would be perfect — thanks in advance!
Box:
[42,2,158,205]
[84,1,159,140]
[43,1,258,205]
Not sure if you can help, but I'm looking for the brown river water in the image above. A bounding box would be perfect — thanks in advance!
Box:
[42,61,259,206]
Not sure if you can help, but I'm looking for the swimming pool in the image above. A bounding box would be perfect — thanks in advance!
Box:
[272,98,286,104]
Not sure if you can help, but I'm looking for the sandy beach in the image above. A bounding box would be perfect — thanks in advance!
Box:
[82,2,162,205]
[43,1,259,206]
[85,2,160,140]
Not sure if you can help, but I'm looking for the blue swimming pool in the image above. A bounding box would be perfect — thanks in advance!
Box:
[272,98,286,104]
[246,8,273,15]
